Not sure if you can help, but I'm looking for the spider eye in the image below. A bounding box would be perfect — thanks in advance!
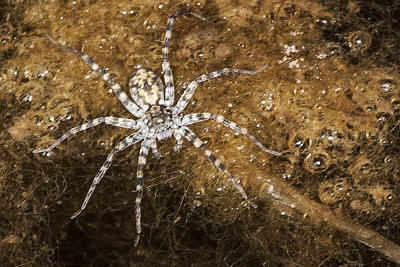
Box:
[129,67,164,108]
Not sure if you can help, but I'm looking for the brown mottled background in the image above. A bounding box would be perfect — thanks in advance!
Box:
[1,0,400,265]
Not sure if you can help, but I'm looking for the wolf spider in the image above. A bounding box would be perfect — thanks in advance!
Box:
[34,8,280,245]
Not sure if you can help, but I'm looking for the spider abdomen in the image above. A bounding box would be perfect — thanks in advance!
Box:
[129,67,165,108]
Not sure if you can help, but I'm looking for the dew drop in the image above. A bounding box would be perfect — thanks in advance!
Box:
[314,160,322,167]
[23,95,33,102]
[295,140,303,147]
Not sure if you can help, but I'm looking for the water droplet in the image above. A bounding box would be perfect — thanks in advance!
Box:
[360,163,370,171]
[23,95,33,102]
[295,140,303,147]
[37,70,49,77]
[283,174,292,179]
[384,157,392,163]
[380,79,395,93]
[249,154,255,162]
[314,160,322,167]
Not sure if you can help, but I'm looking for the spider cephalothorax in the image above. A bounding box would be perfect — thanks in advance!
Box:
[142,105,176,141]
[34,9,280,245]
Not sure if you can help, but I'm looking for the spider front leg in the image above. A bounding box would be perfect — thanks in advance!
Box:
[177,126,257,208]
[173,132,184,152]
[182,113,281,156]
[71,132,143,218]
[46,35,144,117]
[150,139,162,158]
[175,65,268,113]
[162,9,205,106]
[33,117,138,154]
[134,139,152,246]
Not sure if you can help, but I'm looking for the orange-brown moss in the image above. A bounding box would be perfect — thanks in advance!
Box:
[2,0,400,265]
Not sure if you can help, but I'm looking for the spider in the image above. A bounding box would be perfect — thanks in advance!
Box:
[33,8,281,245]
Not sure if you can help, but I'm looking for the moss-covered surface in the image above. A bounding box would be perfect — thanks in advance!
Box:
[2,0,400,265]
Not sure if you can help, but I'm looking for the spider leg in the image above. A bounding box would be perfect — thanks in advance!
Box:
[33,117,138,154]
[182,113,281,156]
[162,10,205,107]
[46,35,144,117]
[150,139,162,158]
[177,126,257,208]
[134,139,152,246]
[173,132,183,152]
[71,132,143,219]
[175,65,268,113]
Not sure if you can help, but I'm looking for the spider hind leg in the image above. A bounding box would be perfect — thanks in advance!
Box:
[134,139,152,246]
[181,112,281,157]
[70,133,143,219]
[178,126,257,208]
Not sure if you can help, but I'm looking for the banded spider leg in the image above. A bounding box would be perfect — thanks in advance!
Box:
[45,34,145,117]
[178,126,258,208]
